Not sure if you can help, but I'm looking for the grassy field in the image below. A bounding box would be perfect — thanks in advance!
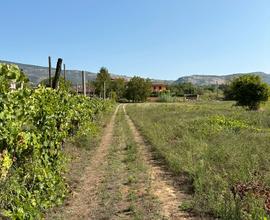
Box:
[126,101,270,219]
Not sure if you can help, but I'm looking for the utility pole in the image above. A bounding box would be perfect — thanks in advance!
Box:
[82,71,86,96]
[48,56,52,87]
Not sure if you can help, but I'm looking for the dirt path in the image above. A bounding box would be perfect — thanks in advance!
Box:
[90,105,161,220]
[123,104,205,220]
[47,104,210,220]
[49,105,120,220]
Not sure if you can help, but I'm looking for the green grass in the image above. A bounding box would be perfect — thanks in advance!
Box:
[94,107,161,220]
[126,101,270,219]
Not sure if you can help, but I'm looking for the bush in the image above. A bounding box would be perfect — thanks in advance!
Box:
[226,75,270,110]
[157,91,179,102]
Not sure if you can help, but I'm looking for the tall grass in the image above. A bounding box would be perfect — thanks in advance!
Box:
[126,102,270,219]
[157,92,176,102]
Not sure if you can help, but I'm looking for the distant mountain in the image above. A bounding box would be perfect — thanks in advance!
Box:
[0,60,173,85]
[1,60,268,86]
[0,60,97,85]
[174,72,270,85]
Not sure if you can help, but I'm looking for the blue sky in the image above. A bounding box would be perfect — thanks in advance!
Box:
[1,0,269,80]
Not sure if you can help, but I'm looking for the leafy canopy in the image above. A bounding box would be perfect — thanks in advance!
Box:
[0,63,113,219]
[40,76,72,92]
[126,76,151,102]
[0,63,28,93]
[109,78,126,100]
[94,67,111,97]
[228,75,270,110]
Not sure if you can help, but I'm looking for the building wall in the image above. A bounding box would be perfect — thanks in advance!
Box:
[151,84,167,92]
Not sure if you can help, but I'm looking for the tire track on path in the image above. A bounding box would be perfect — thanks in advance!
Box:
[123,104,207,220]
[51,105,120,220]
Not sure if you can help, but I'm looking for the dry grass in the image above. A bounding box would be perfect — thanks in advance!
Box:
[126,101,270,219]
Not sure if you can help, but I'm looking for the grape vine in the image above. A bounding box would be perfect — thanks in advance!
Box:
[0,63,113,219]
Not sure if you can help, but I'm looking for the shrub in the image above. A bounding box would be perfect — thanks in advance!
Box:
[157,91,178,102]
[226,75,270,110]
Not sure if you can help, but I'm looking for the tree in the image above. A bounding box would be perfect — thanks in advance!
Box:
[94,67,111,98]
[227,75,269,110]
[223,84,234,100]
[126,76,151,102]
[169,82,199,96]
[109,78,126,100]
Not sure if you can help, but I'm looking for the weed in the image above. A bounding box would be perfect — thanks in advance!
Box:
[127,102,270,219]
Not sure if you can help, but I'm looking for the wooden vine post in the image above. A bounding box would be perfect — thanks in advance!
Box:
[48,56,52,87]
[52,58,62,89]
[63,64,66,80]
[82,71,86,96]
[76,83,79,94]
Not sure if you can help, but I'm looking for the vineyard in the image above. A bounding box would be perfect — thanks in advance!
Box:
[0,64,113,219]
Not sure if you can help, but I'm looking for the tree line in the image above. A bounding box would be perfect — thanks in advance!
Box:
[91,67,152,102]
[41,66,270,110]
